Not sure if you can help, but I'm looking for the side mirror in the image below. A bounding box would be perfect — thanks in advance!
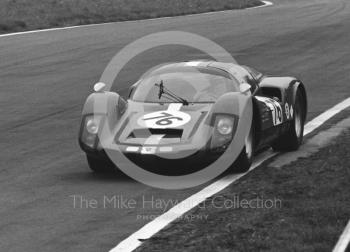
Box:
[94,82,106,92]
[240,83,251,93]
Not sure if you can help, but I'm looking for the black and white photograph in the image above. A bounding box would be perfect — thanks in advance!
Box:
[1,0,349,251]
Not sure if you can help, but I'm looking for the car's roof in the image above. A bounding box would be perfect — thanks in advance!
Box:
[147,60,249,83]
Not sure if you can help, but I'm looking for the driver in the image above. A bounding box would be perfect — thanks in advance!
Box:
[194,78,228,102]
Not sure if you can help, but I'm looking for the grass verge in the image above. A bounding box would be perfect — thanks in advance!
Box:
[0,0,263,34]
[136,129,350,251]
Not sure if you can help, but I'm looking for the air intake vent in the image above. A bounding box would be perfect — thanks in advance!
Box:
[129,128,183,139]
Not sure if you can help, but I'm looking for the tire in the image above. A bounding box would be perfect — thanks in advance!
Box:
[86,155,116,173]
[272,89,306,151]
[230,120,254,173]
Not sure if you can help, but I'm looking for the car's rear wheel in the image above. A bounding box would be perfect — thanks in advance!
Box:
[86,155,116,173]
[272,89,306,151]
[231,121,254,173]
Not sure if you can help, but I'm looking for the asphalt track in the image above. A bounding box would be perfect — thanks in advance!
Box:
[1,0,350,251]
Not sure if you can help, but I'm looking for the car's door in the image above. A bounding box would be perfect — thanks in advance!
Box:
[242,66,284,148]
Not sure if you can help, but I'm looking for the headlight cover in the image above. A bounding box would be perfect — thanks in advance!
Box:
[80,115,103,149]
[86,118,100,134]
[210,114,236,151]
[217,117,234,135]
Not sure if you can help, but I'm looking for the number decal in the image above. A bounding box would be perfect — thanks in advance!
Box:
[275,103,283,125]
[145,113,183,126]
[256,96,283,126]
[155,117,182,126]
[138,108,191,128]
[143,112,173,121]
[143,112,183,126]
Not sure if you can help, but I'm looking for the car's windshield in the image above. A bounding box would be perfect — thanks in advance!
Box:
[131,67,239,103]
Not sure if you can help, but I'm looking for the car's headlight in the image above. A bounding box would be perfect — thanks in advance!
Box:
[86,118,99,134]
[217,117,234,135]
[80,115,103,149]
[210,115,236,151]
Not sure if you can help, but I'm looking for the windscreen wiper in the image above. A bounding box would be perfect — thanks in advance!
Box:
[155,80,189,105]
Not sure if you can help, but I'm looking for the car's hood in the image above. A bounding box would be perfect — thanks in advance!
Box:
[115,101,213,146]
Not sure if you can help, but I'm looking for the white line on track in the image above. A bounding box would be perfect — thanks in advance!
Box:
[333,220,350,252]
[0,1,273,39]
[110,97,350,252]
[304,97,350,135]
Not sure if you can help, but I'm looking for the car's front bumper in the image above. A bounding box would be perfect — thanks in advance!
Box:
[80,142,225,176]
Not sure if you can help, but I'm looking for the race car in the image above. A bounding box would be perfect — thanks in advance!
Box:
[79,60,307,175]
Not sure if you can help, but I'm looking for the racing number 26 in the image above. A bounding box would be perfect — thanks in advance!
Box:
[143,112,183,126]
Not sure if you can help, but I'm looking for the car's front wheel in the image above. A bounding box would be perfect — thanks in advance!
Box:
[231,121,254,173]
[86,155,116,173]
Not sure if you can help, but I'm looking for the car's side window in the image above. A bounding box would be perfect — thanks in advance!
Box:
[241,66,265,93]
[247,67,263,82]
[241,69,258,92]
[246,75,258,92]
